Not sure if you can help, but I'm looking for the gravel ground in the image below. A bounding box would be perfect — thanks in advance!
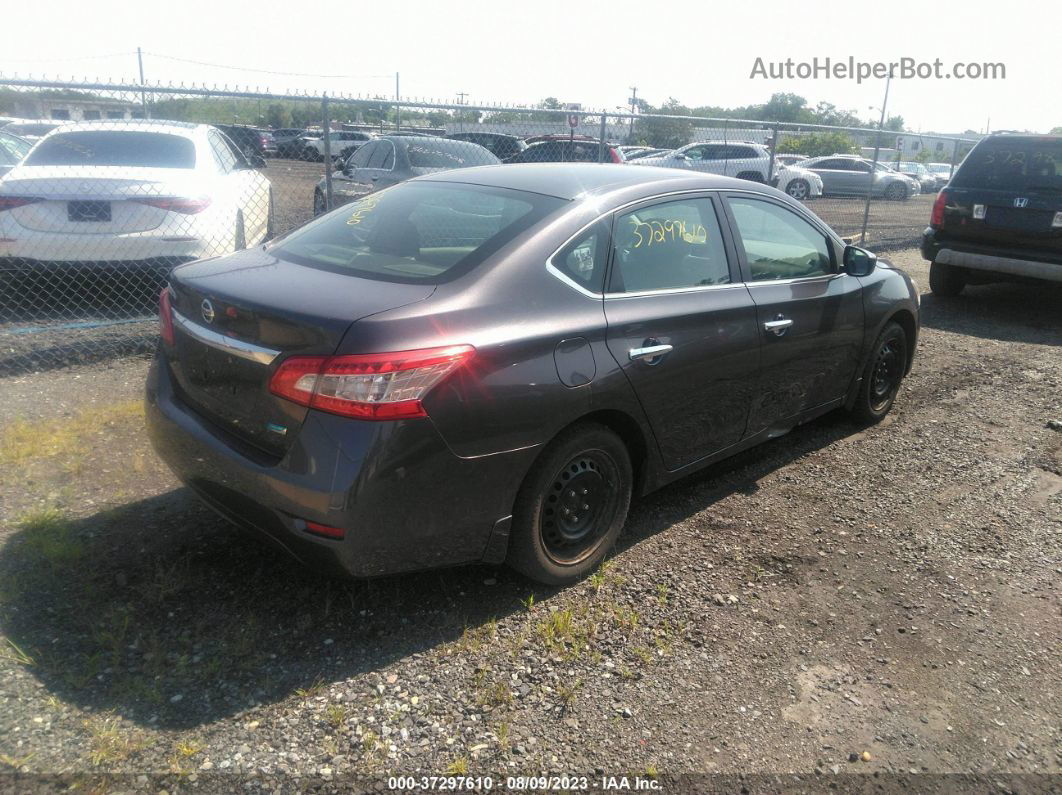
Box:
[0,159,933,377]
[0,249,1059,792]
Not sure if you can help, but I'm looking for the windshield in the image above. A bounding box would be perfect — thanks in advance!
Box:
[24,131,196,168]
[275,182,565,284]
[952,139,1062,191]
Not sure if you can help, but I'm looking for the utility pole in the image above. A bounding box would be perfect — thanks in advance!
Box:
[395,72,401,132]
[860,74,891,245]
[627,86,637,143]
[136,47,149,119]
[456,92,468,104]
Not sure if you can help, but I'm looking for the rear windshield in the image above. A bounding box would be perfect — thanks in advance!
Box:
[406,141,498,169]
[5,123,57,137]
[25,131,196,168]
[952,138,1062,191]
[275,182,565,284]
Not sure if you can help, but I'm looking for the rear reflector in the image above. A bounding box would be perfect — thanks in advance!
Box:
[269,345,475,420]
[930,190,948,229]
[159,288,175,346]
[0,197,43,212]
[304,520,345,540]
[133,197,212,214]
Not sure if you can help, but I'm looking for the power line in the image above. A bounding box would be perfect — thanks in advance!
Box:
[2,51,135,63]
[142,51,393,80]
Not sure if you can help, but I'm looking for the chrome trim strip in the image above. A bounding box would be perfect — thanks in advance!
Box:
[604,282,743,299]
[172,309,281,365]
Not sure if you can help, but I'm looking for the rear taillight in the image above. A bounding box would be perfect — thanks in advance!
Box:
[0,197,43,212]
[269,345,475,420]
[133,197,212,214]
[609,148,623,164]
[159,288,175,346]
[930,190,949,229]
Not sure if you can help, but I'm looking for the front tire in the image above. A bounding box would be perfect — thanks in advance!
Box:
[234,211,246,252]
[929,261,966,297]
[850,322,908,425]
[507,424,632,586]
[786,178,810,200]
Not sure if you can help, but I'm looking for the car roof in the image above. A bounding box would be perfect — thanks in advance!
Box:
[413,163,763,200]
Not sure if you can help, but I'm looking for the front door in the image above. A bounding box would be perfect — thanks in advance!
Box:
[603,193,760,470]
[722,194,865,435]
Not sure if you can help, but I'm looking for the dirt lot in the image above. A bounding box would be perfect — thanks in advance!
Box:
[0,249,1058,792]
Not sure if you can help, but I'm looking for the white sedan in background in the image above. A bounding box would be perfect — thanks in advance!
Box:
[0,121,272,269]
[773,164,824,201]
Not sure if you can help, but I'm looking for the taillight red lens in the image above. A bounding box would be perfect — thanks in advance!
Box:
[159,288,175,346]
[0,197,43,212]
[304,520,345,540]
[268,345,475,420]
[610,148,623,163]
[930,190,948,229]
[133,197,212,214]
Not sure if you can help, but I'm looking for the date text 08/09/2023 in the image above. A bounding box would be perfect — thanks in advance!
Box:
[387,775,662,790]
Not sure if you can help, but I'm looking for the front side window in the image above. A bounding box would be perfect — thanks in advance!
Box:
[275,182,564,284]
[610,197,730,293]
[727,197,832,281]
[347,142,376,169]
[367,143,393,169]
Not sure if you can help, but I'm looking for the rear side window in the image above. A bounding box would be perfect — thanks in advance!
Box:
[275,182,565,284]
[25,131,196,168]
[552,220,611,293]
[610,197,730,293]
[952,139,1062,191]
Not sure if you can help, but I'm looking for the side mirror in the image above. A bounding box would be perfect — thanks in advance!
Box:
[843,245,877,277]
[341,161,353,177]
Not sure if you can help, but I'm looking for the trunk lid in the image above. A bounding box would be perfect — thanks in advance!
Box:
[167,248,435,457]
[0,166,208,234]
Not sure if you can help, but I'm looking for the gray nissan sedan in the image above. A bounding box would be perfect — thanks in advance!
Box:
[147,164,919,585]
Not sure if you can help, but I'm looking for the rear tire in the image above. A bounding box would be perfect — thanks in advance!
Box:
[850,322,908,425]
[313,190,327,217]
[929,261,966,297]
[507,423,632,586]
[884,182,908,201]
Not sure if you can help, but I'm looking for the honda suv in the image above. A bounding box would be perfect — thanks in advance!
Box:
[922,134,1062,295]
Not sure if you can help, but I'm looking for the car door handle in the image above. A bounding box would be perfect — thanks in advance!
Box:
[764,317,794,336]
[629,344,673,362]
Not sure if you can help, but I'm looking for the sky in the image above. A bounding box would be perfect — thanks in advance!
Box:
[4,0,1055,134]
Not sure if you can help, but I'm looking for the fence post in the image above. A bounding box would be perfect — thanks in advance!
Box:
[322,94,333,212]
[767,124,779,184]
[598,113,607,163]
[859,128,883,246]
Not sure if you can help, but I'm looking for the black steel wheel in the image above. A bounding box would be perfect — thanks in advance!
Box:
[850,322,908,424]
[508,423,632,585]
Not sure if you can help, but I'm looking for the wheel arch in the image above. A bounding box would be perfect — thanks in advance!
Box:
[887,308,918,374]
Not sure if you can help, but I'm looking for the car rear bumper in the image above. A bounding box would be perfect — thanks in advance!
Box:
[145,353,535,577]
[922,230,1062,282]
[0,231,220,264]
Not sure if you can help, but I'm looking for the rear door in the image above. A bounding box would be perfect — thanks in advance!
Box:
[940,138,1062,259]
[602,193,760,470]
[807,159,848,195]
[722,193,864,434]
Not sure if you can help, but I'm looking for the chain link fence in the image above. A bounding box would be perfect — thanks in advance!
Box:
[0,77,979,375]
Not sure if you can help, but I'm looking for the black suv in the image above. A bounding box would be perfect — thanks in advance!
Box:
[213,124,277,161]
[922,134,1062,296]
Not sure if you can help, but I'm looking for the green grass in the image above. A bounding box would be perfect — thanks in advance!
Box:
[0,400,143,465]
[15,507,83,567]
